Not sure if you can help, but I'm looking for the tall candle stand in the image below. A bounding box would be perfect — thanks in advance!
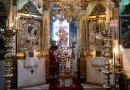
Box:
[103,0,116,88]
[103,29,112,89]
[114,63,121,89]
[113,52,123,89]
[2,29,16,90]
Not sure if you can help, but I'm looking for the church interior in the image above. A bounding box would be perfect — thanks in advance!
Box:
[1,0,130,90]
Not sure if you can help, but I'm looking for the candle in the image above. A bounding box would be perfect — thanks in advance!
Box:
[99,20,100,31]
[119,45,123,69]
[121,51,123,69]
[113,52,115,65]
[8,0,13,30]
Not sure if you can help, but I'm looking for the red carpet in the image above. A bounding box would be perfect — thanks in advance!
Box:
[49,78,83,90]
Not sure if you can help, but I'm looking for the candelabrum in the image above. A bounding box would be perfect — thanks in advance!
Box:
[114,63,121,89]
[2,29,16,90]
[113,54,124,89]
[103,29,112,89]
[50,0,87,23]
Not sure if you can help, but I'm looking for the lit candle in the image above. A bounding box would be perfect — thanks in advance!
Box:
[99,20,100,31]
[119,45,123,69]
[8,0,13,30]
[15,17,18,29]
[114,52,115,69]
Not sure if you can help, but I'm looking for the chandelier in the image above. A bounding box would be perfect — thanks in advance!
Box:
[51,0,87,23]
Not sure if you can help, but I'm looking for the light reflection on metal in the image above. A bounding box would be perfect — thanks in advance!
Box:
[50,0,87,23]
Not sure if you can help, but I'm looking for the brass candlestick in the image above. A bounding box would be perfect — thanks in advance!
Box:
[114,64,121,88]
[2,30,16,90]
[103,29,112,89]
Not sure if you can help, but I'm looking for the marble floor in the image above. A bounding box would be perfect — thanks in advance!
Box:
[23,83,108,90]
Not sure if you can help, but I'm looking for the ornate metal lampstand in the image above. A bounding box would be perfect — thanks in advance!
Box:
[103,1,116,89]
[113,48,123,89]
[2,29,16,90]
[114,63,121,88]
[103,27,112,89]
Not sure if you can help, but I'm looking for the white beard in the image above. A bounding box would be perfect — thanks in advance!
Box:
[62,44,68,48]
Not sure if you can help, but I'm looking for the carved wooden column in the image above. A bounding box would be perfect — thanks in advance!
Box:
[80,14,87,79]
[43,0,50,79]
[43,1,50,55]
[80,16,87,55]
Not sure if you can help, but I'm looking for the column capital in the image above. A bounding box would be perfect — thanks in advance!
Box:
[43,1,49,11]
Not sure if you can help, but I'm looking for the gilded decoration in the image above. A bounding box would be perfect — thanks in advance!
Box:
[43,1,50,11]
[18,1,42,16]
[43,18,50,55]
[89,3,106,16]
[87,17,106,57]
[43,4,49,11]
[17,18,41,52]
[43,0,50,10]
